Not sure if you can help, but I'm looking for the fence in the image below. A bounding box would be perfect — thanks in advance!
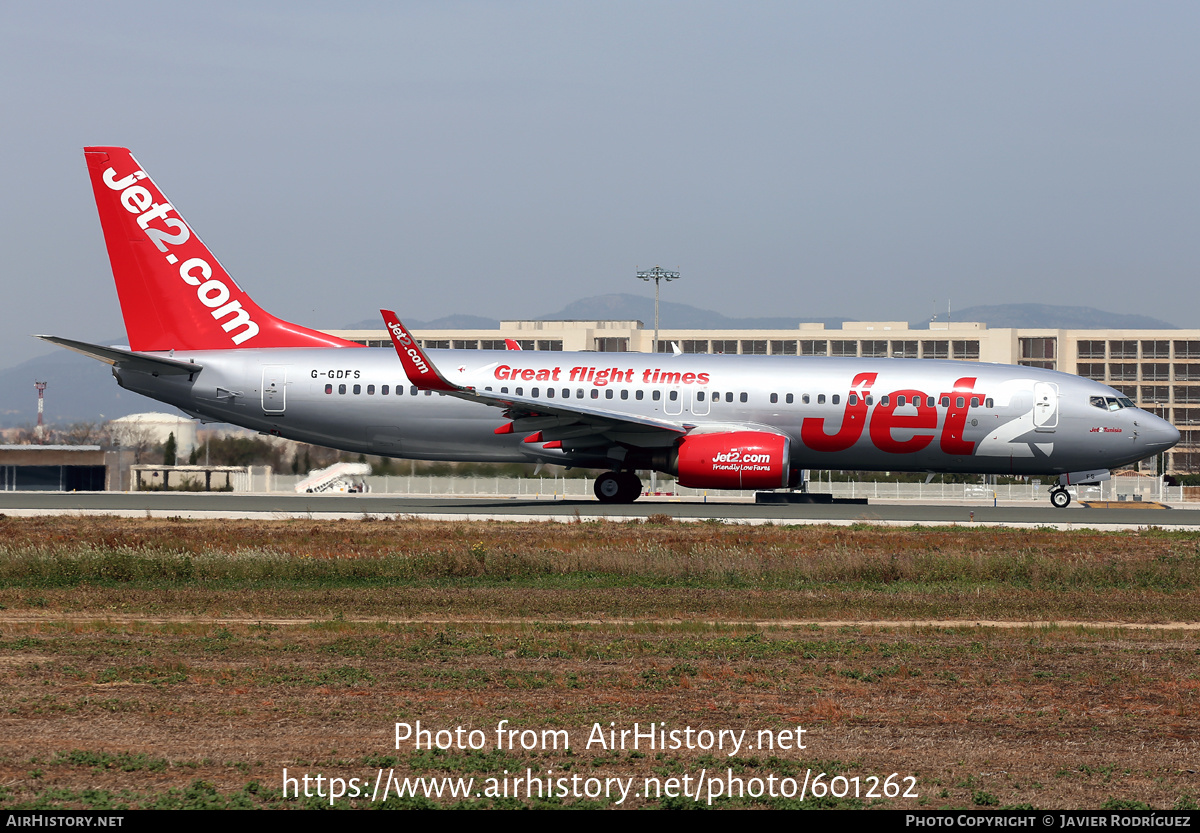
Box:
[266,474,1184,503]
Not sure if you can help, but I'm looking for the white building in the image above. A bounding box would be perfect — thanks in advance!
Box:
[109,413,197,460]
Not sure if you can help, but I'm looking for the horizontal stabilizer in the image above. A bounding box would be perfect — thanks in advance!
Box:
[34,336,202,376]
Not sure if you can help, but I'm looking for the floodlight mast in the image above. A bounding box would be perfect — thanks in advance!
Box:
[635,266,680,353]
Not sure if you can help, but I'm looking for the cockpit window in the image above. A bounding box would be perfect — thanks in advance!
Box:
[1090,395,1136,411]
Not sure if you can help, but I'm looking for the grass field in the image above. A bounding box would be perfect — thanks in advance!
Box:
[1,515,1198,809]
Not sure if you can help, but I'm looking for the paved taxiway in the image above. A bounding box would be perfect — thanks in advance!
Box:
[0,492,1196,530]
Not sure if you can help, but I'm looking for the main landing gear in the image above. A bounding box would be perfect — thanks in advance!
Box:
[594,471,643,504]
[1050,488,1071,509]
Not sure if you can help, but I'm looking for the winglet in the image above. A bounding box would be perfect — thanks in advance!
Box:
[504,338,523,351]
[380,310,462,393]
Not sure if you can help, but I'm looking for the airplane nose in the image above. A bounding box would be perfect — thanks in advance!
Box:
[1142,414,1181,450]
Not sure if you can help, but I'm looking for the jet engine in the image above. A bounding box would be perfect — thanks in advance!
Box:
[674,431,790,490]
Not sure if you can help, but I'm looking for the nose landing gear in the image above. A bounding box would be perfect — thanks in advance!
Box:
[1050,488,1071,508]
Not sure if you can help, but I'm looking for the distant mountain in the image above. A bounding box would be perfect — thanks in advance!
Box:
[931,304,1177,330]
[342,313,503,330]
[543,294,850,329]
[345,294,848,331]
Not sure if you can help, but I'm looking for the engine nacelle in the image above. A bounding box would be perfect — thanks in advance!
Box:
[675,431,790,490]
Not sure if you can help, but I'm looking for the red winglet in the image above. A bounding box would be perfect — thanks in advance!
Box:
[542,440,563,449]
[504,338,523,351]
[494,422,514,435]
[380,310,460,393]
[523,431,543,443]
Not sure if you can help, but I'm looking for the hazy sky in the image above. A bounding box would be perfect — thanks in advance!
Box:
[2,2,1198,369]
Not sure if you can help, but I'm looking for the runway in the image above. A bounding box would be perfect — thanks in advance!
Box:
[0,491,1197,530]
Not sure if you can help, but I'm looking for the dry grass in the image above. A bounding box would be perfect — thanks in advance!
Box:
[0,517,1198,809]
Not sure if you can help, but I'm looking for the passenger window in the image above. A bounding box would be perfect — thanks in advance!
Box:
[652,391,661,401]
[832,394,839,405]
[985,398,993,408]
[698,391,706,402]
[531,387,539,397]
[956,396,965,408]
[516,387,524,396]
[636,390,644,400]
[802,394,810,404]
[740,392,748,403]
[621,390,629,400]
[897,395,906,406]
[562,389,570,398]
[669,390,678,401]
[786,393,793,404]
[575,389,583,399]
[605,389,613,399]
[817,394,825,404]
[367,385,375,395]
[866,395,874,406]
[424,390,431,396]
[770,393,778,404]
[940,396,949,407]
[325,384,332,394]
[970,397,980,408]
[926,397,934,407]
[880,396,889,406]
[725,392,733,403]
[353,384,361,394]
[410,386,417,396]
[500,386,508,394]
[338,384,346,394]
[547,388,555,398]
[591,389,599,399]
[848,394,857,405]
[381,385,389,395]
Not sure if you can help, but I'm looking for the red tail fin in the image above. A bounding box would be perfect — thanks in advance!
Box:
[84,147,361,351]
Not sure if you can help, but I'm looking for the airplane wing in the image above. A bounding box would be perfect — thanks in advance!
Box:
[380,311,687,450]
[35,336,203,376]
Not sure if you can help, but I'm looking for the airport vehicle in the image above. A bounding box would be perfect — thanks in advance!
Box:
[41,147,1180,506]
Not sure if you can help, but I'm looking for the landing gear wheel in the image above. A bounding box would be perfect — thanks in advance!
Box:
[595,472,623,503]
[1050,488,1071,509]
[595,472,642,504]
[617,472,643,503]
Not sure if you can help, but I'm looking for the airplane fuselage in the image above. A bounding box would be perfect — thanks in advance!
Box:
[113,347,1177,477]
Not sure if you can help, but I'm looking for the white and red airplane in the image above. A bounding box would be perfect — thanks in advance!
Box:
[41,147,1180,507]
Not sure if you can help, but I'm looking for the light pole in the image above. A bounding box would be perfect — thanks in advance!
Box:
[636,266,680,353]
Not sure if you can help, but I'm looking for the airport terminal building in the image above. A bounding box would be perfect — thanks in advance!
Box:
[331,318,1200,474]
